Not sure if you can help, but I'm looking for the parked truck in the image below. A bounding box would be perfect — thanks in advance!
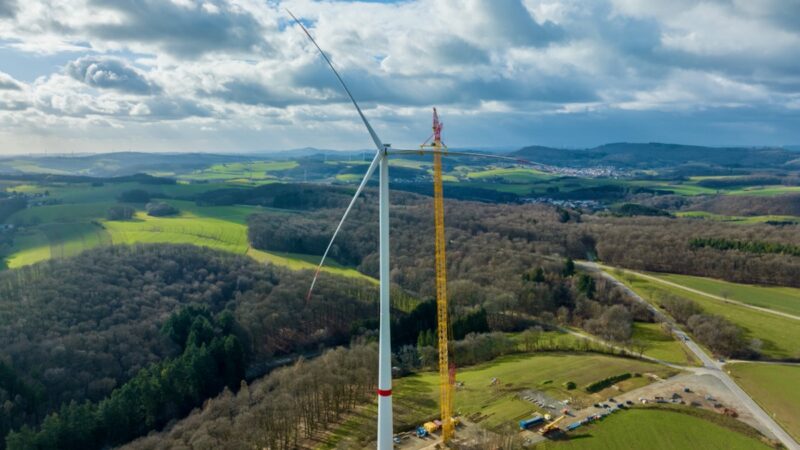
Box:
[519,414,545,430]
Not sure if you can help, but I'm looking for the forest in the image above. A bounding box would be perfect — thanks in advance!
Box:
[0,245,378,449]
[243,188,800,288]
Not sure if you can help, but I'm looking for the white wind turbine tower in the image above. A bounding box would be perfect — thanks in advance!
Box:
[287,10,556,449]
[286,11,396,449]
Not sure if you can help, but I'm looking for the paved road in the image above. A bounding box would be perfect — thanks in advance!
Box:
[581,262,800,450]
[613,267,800,322]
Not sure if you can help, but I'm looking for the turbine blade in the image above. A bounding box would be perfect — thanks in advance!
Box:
[286,9,385,153]
[307,151,381,301]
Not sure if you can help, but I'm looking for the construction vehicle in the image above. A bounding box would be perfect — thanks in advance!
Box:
[423,421,440,434]
[519,414,544,430]
[539,415,566,436]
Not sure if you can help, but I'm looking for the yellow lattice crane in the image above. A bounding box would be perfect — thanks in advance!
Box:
[421,108,456,443]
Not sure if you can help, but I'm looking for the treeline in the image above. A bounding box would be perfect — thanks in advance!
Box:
[691,193,800,216]
[0,173,174,186]
[659,295,754,358]
[6,308,246,450]
[585,373,631,393]
[246,186,800,288]
[121,344,378,450]
[584,215,800,287]
[0,364,42,450]
[193,183,356,209]
[690,237,800,257]
[0,245,379,447]
[696,176,799,189]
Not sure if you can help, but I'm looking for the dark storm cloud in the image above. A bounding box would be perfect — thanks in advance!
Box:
[66,56,160,94]
[0,0,16,18]
[86,0,268,58]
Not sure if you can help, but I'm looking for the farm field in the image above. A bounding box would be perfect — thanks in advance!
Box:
[632,322,697,366]
[0,183,370,280]
[728,363,800,441]
[726,185,800,196]
[177,160,298,182]
[535,408,772,450]
[675,211,800,224]
[3,229,50,268]
[649,272,800,317]
[616,272,800,360]
[5,181,230,204]
[465,167,553,183]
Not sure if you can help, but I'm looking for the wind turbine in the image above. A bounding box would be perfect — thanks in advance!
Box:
[286,11,395,449]
[288,11,553,448]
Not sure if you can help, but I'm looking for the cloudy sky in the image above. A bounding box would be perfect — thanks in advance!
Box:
[0,0,799,154]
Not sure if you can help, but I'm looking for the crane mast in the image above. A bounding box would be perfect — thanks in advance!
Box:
[426,108,455,443]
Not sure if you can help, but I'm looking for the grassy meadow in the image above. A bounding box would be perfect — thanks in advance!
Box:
[728,363,800,441]
[0,182,371,281]
[649,272,800,317]
[615,271,800,360]
[535,408,772,450]
[631,322,697,366]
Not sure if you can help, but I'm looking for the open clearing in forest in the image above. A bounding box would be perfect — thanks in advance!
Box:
[728,363,800,441]
[647,272,800,317]
[616,272,800,360]
[392,353,678,432]
[534,408,772,450]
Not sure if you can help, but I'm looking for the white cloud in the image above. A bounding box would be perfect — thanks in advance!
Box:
[0,0,798,152]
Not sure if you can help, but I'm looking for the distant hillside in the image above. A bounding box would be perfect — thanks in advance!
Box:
[0,152,261,177]
[510,143,798,170]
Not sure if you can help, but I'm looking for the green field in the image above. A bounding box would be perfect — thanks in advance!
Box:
[1,186,372,281]
[9,181,229,204]
[727,185,800,196]
[650,272,800,317]
[616,272,800,359]
[465,167,553,183]
[178,160,297,182]
[676,211,800,224]
[728,363,800,441]
[632,322,697,366]
[536,408,772,450]
[8,201,115,225]
[4,229,50,268]
[5,223,111,268]
[103,211,249,254]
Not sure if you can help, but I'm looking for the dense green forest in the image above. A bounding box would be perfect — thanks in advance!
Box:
[690,237,800,257]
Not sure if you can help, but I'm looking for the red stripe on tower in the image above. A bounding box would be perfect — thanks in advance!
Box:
[377,388,392,397]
